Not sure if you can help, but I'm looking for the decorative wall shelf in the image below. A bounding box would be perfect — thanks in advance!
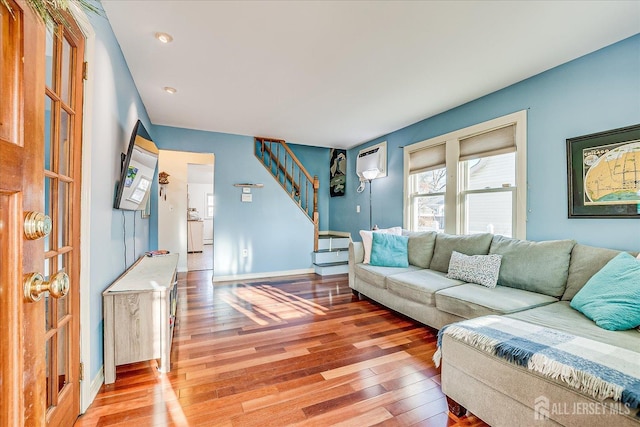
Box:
[233,183,264,188]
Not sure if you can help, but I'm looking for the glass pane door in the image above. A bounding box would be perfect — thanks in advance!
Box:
[43,17,82,422]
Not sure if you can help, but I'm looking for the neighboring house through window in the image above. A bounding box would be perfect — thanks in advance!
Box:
[404,110,527,239]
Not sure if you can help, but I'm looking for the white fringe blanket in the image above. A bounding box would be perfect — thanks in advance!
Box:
[434,315,640,408]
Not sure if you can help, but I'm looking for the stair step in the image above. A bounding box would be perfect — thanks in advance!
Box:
[317,236,350,251]
[312,250,349,264]
[313,261,349,276]
[314,261,349,267]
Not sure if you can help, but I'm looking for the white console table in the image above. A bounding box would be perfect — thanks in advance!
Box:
[103,253,179,384]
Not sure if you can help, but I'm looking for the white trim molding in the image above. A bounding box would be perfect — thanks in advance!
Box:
[212,268,315,283]
[89,366,104,407]
[403,110,527,239]
[71,5,96,414]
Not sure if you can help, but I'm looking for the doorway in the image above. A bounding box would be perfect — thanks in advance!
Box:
[157,151,214,274]
[187,163,214,271]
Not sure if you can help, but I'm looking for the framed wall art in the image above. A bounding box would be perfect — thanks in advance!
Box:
[566,124,640,218]
[330,148,346,197]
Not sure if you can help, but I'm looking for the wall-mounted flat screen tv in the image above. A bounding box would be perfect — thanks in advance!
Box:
[114,120,159,210]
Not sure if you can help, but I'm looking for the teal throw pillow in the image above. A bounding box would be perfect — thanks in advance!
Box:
[370,233,409,268]
[570,252,640,331]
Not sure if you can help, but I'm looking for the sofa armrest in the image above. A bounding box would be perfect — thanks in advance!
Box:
[349,242,364,289]
[350,241,364,264]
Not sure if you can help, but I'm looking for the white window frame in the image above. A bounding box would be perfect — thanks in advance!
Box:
[205,192,214,218]
[403,110,527,239]
[408,165,447,232]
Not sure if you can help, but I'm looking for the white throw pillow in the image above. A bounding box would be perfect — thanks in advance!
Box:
[446,250,503,288]
[359,226,402,264]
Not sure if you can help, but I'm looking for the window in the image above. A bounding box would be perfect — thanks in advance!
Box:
[462,153,516,236]
[409,167,446,232]
[205,193,214,218]
[404,111,526,238]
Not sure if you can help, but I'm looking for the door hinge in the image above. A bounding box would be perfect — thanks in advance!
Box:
[79,362,84,381]
[82,61,88,80]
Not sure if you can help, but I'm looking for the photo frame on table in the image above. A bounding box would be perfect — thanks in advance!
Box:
[566,124,640,218]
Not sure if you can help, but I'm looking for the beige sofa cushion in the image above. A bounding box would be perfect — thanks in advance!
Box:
[403,231,437,268]
[507,301,640,352]
[435,284,557,319]
[429,233,493,273]
[489,235,576,298]
[354,263,421,289]
[386,269,464,306]
[563,244,623,301]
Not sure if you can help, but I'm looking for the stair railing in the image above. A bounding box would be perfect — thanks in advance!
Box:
[255,137,319,251]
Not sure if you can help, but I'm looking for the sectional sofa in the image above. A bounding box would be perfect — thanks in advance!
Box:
[348,231,640,426]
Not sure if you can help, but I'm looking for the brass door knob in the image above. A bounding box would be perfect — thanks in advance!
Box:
[23,271,69,302]
[24,211,52,240]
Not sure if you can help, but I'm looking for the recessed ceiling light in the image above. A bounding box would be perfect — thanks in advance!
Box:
[163,86,177,94]
[155,32,173,43]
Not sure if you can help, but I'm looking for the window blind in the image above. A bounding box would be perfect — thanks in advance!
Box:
[408,143,446,174]
[459,124,516,161]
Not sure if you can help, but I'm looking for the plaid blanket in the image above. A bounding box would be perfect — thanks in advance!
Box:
[434,315,640,408]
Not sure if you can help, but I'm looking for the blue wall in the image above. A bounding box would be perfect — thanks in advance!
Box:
[150,126,330,277]
[86,10,154,380]
[288,143,330,231]
[330,34,640,252]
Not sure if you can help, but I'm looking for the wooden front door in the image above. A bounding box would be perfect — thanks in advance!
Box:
[0,1,84,425]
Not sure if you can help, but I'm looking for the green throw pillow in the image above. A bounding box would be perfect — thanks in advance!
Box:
[570,252,640,331]
[370,233,409,268]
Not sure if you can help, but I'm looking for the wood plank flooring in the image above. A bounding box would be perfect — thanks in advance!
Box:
[75,272,488,427]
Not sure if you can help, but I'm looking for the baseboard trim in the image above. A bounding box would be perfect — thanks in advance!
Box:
[212,268,315,283]
[84,366,104,413]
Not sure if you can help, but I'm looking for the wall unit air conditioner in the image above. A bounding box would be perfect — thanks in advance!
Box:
[356,141,387,181]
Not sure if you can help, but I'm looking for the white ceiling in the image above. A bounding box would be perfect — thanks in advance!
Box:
[102,1,640,149]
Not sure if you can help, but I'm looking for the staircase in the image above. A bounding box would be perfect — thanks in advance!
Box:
[254,137,350,276]
[312,234,351,276]
[254,137,320,250]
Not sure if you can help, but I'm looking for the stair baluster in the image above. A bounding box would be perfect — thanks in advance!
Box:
[254,137,319,251]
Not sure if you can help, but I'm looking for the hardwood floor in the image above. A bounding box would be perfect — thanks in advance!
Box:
[75,272,488,426]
